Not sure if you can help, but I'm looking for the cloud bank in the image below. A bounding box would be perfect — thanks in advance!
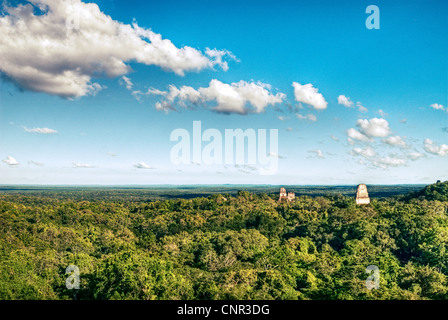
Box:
[424,139,448,156]
[0,0,235,98]
[145,79,285,114]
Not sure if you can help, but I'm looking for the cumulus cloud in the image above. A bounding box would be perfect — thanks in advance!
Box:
[383,135,407,148]
[351,147,376,158]
[2,156,19,166]
[347,128,371,143]
[148,79,285,114]
[430,103,445,111]
[296,113,317,121]
[203,80,285,114]
[356,118,391,138]
[350,147,408,168]
[347,118,397,145]
[22,126,58,134]
[292,83,327,110]
[133,162,155,169]
[337,95,353,107]
[0,0,236,98]
[277,116,290,121]
[424,139,448,156]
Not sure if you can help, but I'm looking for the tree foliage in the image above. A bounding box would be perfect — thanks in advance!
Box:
[0,181,447,300]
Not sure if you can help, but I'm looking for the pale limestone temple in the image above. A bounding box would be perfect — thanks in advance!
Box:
[356,184,370,205]
[278,188,295,202]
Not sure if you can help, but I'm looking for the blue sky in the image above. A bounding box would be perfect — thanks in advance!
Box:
[0,0,447,184]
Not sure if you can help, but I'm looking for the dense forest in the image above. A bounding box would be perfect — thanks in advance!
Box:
[0,182,447,300]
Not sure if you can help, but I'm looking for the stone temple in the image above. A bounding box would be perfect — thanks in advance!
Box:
[278,188,295,202]
[356,184,370,205]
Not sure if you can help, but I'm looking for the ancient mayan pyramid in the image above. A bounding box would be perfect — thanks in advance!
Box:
[278,188,295,202]
[356,184,370,205]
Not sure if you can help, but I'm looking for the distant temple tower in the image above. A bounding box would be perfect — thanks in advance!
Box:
[356,184,370,205]
[279,188,295,202]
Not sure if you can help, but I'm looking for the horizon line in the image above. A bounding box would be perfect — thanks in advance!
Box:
[0,183,430,187]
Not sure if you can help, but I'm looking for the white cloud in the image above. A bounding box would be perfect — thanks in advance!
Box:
[277,116,290,121]
[72,162,97,168]
[351,147,376,158]
[373,157,406,168]
[356,118,391,138]
[119,76,133,90]
[203,80,285,114]
[331,135,339,141]
[268,152,285,159]
[292,82,327,110]
[146,88,168,96]
[347,128,371,143]
[383,135,407,148]
[2,156,19,166]
[377,109,388,117]
[424,139,448,156]
[296,113,317,121]
[356,102,368,113]
[430,103,445,111]
[339,97,368,112]
[22,126,58,134]
[149,79,285,114]
[133,162,155,169]
[0,0,236,98]
[309,149,324,158]
[347,118,397,146]
[204,48,239,72]
[337,95,353,107]
[408,152,424,160]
